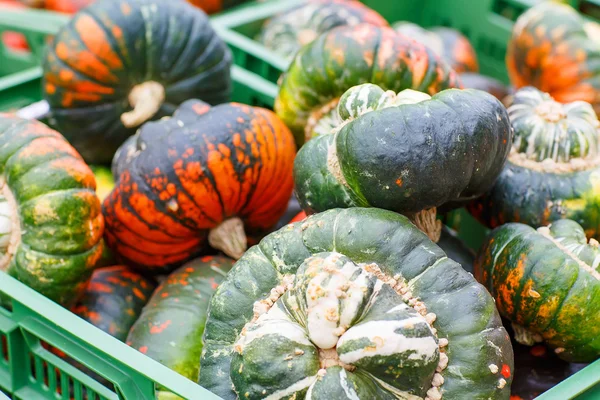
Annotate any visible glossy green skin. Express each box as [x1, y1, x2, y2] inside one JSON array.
[[294, 87, 512, 216], [200, 208, 513, 400], [275, 24, 461, 147], [470, 162, 600, 238], [127, 255, 233, 396], [0, 117, 104, 307], [475, 220, 600, 363], [43, 0, 232, 164]]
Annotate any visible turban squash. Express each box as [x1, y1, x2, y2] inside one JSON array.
[[103, 99, 296, 272], [275, 24, 461, 147], [0, 116, 104, 307], [199, 208, 513, 399], [43, 0, 232, 164]]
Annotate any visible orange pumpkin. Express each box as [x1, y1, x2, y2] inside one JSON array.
[[103, 99, 296, 272], [45, 0, 94, 13]]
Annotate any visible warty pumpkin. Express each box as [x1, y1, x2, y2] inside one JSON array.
[[104, 99, 296, 272], [507, 2, 600, 114], [42, 0, 232, 164], [0, 116, 104, 307], [469, 86, 600, 238], [257, 0, 388, 61], [294, 83, 512, 242], [127, 255, 234, 399], [393, 22, 479, 74], [275, 24, 461, 147], [475, 219, 600, 363], [199, 207, 513, 399]]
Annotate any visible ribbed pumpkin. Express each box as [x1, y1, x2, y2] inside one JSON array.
[[42, 0, 232, 164], [507, 2, 600, 114], [200, 208, 513, 399], [73, 265, 155, 341], [459, 72, 510, 102], [187, 0, 248, 14], [475, 219, 600, 363], [275, 24, 461, 147], [45, 0, 93, 13], [0, 116, 104, 307], [294, 83, 512, 242], [257, 0, 388, 60], [104, 99, 296, 272], [393, 22, 479, 74], [127, 255, 233, 399], [470, 86, 600, 238]]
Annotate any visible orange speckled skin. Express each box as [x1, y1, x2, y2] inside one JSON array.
[[45, 0, 93, 13], [103, 99, 296, 272], [434, 27, 479, 73], [275, 24, 462, 147], [507, 2, 600, 113], [0, 116, 104, 307]]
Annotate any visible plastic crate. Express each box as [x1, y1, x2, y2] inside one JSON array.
[[210, 0, 600, 85]]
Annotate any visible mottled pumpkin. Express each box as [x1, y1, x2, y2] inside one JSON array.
[[470, 86, 600, 238], [45, 0, 93, 13], [275, 24, 461, 147], [459, 72, 510, 102], [104, 99, 296, 272], [475, 219, 600, 363], [43, 0, 232, 164], [200, 208, 513, 399], [257, 0, 388, 60], [507, 2, 600, 114], [187, 0, 248, 14], [73, 265, 155, 341], [0, 116, 104, 307], [393, 22, 479, 74], [294, 84, 512, 241], [127, 255, 233, 399]]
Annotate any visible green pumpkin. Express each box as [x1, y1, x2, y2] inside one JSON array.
[[275, 24, 461, 147], [293, 84, 512, 241], [127, 255, 234, 400], [475, 219, 600, 363], [200, 208, 513, 400], [43, 0, 232, 164], [0, 117, 104, 307], [257, 0, 388, 60], [469, 86, 600, 238]]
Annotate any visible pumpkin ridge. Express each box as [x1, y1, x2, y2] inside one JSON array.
[[83, 10, 132, 71]]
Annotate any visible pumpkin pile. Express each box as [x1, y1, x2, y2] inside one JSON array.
[[3, 0, 600, 399]]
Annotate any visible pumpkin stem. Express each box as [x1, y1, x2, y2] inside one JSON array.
[[511, 323, 543, 346], [410, 208, 442, 243], [121, 81, 165, 129], [209, 217, 247, 260], [318, 348, 355, 371], [0, 181, 21, 271]]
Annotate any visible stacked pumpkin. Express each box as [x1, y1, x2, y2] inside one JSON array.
[[4, 0, 599, 399]]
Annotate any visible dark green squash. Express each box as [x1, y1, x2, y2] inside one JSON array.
[[73, 265, 155, 341], [469, 86, 600, 238], [293, 83, 512, 242], [200, 207, 513, 400], [275, 24, 461, 147], [475, 219, 600, 363], [0, 116, 104, 307], [43, 0, 232, 164], [257, 0, 388, 60], [127, 255, 234, 399]]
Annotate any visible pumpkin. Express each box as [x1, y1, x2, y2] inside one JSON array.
[[45, 0, 93, 13], [506, 2, 600, 114], [103, 99, 296, 272], [187, 0, 248, 14], [73, 265, 155, 341], [293, 83, 512, 241], [0, 116, 104, 307], [290, 210, 307, 223], [42, 0, 232, 164], [459, 72, 510, 102], [127, 255, 233, 399], [199, 208, 513, 399], [475, 219, 600, 363], [257, 0, 388, 61], [469, 86, 600, 238], [275, 24, 461, 147], [393, 22, 479, 73]]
